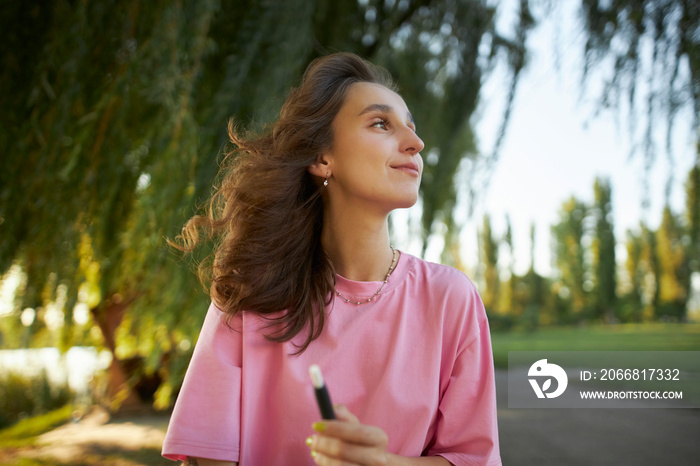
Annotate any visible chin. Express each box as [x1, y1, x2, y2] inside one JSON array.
[[392, 192, 419, 209], [367, 187, 420, 211]]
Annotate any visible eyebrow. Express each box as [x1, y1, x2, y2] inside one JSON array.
[[358, 103, 415, 126]]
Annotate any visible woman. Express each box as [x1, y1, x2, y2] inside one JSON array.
[[162, 52, 501, 465]]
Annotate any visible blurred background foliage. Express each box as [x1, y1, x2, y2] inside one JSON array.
[[0, 0, 698, 411]]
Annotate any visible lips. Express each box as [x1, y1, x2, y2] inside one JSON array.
[[391, 162, 421, 176]]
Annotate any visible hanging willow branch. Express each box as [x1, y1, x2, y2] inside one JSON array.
[[579, 0, 699, 208]]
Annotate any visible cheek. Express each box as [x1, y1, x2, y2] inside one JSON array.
[[332, 132, 373, 163]]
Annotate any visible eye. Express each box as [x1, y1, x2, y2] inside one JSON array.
[[371, 119, 389, 130]]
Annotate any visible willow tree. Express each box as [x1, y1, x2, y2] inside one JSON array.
[[577, 0, 699, 202], [0, 0, 534, 409], [384, 0, 534, 255]]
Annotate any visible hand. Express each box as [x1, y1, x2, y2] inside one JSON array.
[[307, 404, 389, 466]]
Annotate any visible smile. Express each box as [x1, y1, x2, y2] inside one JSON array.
[[391, 163, 420, 177]]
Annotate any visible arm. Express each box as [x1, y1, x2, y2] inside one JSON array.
[[162, 305, 243, 464], [184, 458, 238, 466]]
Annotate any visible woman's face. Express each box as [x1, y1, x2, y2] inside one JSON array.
[[323, 82, 425, 213]]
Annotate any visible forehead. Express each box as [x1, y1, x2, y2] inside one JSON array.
[[339, 82, 410, 118]]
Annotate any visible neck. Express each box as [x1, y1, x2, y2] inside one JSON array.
[[321, 207, 394, 282]]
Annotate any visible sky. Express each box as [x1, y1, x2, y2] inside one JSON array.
[[405, 0, 697, 278]]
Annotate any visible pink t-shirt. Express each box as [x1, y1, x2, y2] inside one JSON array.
[[162, 252, 501, 465]]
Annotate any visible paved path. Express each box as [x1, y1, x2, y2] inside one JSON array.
[[495, 370, 700, 465], [11, 407, 170, 465]]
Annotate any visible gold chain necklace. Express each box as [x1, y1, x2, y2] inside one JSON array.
[[334, 246, 398, 305]]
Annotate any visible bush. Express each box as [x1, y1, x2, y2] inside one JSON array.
[[0, 370, 73, 430], [487, 312, 516, 332], [0, 404, 74, 449]]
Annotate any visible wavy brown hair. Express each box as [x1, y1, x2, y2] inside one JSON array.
[[172, 53, 396, 353]]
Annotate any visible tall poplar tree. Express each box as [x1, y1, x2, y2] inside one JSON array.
[[500, 214, 516, 315], [551, 196, 589, 319], [522, 223, 546, 327], [686, 163, 700, 276], [640, 222, 661, 320], [592, 177, 617, 320], [624, 229, 644, 322], [479, 214, 500, 313], [656, 206, 689, 319]]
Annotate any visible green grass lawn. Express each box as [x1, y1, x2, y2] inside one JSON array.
[[491, 323, 700, 369]]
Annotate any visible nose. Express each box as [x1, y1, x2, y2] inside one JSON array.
[[401, 127, 424, 155]]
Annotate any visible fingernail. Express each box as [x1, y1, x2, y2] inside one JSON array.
[[312, 421, 326, 432], [311, 450, 317, 458], [306, 436, 313, 447]]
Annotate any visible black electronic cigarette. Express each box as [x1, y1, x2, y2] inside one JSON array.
[[309, 364, 336, 420]]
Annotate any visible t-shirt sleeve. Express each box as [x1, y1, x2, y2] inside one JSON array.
[[428, 281, 502, 466], [162, 303, 242, 462]]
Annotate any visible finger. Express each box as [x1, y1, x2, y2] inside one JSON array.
[[333, 404, 359, 423], [311, 449, 360, 466], [311, 436, 387, 466], [312, 421, 388, 449]]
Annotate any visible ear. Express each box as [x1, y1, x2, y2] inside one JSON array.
[[307, 152, 332, 179]]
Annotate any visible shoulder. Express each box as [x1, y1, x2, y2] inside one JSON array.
[[406, 254, 487, 333], [400, 254, 489, 353], [402, 252, 479, 299]]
